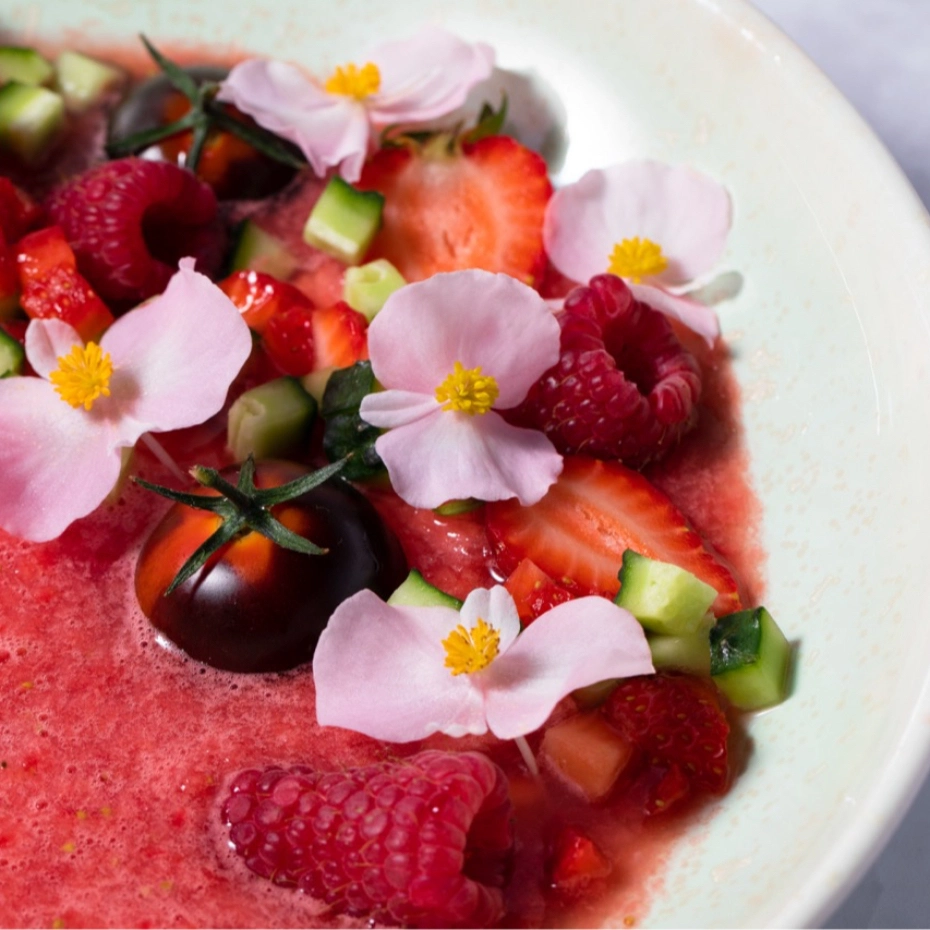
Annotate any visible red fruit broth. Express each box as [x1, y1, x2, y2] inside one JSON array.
[[0, 38, 764, 929]]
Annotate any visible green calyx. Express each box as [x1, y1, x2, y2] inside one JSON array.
[[134, 455, 347, 596], [106, 35, 306, 173]]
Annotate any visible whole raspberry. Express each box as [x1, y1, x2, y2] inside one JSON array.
[[508, 274, 701, 467], [602, 672, 730, 815], [221, 750, 513, 928], [45, 157, 225, 309]]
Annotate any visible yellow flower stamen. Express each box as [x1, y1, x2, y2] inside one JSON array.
[[607, 236, 669, 284], [435, 361, 499, 415], [48, 342, 113, 411], [324, 62, 381, 99], [442, 617, 500, 676]]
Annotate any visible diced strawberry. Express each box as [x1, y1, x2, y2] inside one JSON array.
[[15, 226, 114, 341], [485, 455, 742, 616], [263, 303, 316, 377], [504, 557, 577, 625], [0, 228, 20, 317], [357, 135, 551, 286], [548, 826, 612, 897], [310, 301, 368, 370], [219, 269, 314, 335], [0, 178, 44, 242]]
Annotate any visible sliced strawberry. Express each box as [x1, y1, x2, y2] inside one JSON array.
[[219, 269, 314, 335], [15, 227, 114, 341], [357, 135, 551, 286], [310, 301, 368, 370], [548, 826, 612, 897], [0, 178, 43, 242], [485, 455, 742, 616], [503, 557, 577, 625]]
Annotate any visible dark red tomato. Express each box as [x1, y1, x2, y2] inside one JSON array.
[[135, 461, 408, 673]]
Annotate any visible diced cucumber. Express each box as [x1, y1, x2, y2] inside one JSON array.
[[387, 569, 462, 609], [0, 47, 54, 86], [229, 220, 299, 280], [615, 549, 717, 636], [226, 377, 317, 461], [301, 366, 335, 405], [0, 328, 24, 377], [0, 82, 65, 163], [649, 630, 712, 676], [710, 607, 791, 710], [343, 259, 406, 321], [54, 50, 124, 111], [303, 177, 384, 265]]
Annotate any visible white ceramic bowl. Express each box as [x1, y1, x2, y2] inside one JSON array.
[[6, 0, 930, 926]]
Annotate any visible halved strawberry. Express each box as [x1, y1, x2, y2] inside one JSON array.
[[263, 303, 316, 377], [310, 301, 368, 370], [356, 135, 551, 286], [15, 226, 114, 341], [503, 557, 577, 625], [485, 455, 742, 616], [219, 269, 314, 335]]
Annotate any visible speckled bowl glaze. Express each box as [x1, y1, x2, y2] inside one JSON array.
[[5, 0, 930, 926]]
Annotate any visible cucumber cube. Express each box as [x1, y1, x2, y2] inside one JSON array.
[[343, 259, 406, 321], [0, 82, 65, 163], [229, 220, 299, 280], [387, 569, 462, 609], [648, 628, 712, 676], [710, 607, 791, 710], [303, 177, 384, 265], [615, 549, 718, 635], [226, 377, 316, 461], [55, 50, 124, 111], [0, 47, 54, 86], [0, 327, 25, 378]]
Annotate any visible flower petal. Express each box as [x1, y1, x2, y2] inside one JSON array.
[[313, 590, 487, 741], [460, 586, 521, 654], [629, 283, 720, 346], [217, 59, 370, 180], [0, 377, 120, 542], [25, 319, 84, 380], [359, 389, 439, 430], [545, 160, 731, 287], [480, 596, 654, 739], [366, 271, 561, 406], [100, 259, 252, 443], [374, 408, 562, 508], [367, 27, 494, 126]]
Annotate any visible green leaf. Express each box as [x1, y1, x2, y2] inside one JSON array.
[[462, 94, 508, 145], [252, 457, 348, 507], [139, 34, 200, 100], [132, 476, 229, 514], [165, 514, 246, 595], [208, 104, 306, 169], [105, 110, 198, 158], [250, 510, 328, 556]]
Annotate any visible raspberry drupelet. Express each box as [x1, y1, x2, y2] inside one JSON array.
[[508, 274, 702, 468], [221, 750, 514, 928]]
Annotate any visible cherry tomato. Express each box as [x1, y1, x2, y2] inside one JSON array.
[[135, 461, 408, 673]]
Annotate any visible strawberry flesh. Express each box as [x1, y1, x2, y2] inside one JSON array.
[[485, 455, 742, 616], [357, 135, 551, 286]]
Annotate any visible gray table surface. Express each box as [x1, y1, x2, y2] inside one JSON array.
[[750, 2, 930, 927]]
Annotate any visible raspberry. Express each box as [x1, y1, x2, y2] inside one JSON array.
[[508, 274, 701, 467], [45, 157, 225, 309], [221, 750, 513, 928], [602, 672, 730, 815]]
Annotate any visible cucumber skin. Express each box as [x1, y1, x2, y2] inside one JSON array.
[[615, 549, 718, 636], [710, 607, 791, 710], [0, 328, 25, 377], [387, 570, 462, 610]]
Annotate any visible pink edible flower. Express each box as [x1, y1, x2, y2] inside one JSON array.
[[314, 585, 654, 742], [359, 270, 563, 509], [544, 160, 732, 344], [0, 259, 252, 542], [217, 27, 494, 183]]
